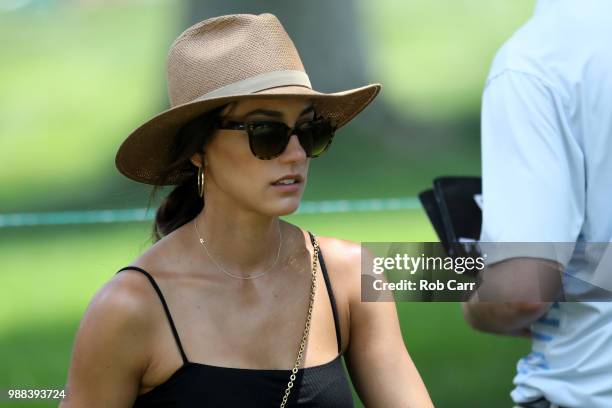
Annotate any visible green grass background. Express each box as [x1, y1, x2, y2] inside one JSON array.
[[0, 1, 535, 407]]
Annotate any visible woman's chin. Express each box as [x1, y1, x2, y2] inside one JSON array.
[[267, 197, 301, 216]]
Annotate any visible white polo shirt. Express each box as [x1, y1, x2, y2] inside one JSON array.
[[480, 0, 612, 406]]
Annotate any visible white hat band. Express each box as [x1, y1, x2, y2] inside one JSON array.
[[194, 70, 312, 101]]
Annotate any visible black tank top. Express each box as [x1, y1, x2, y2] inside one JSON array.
[[115, 232, 354, 407]]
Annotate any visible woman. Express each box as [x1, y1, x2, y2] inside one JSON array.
[[62, 13, 433, 407]]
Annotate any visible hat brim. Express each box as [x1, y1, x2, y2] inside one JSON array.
[[115, 83, 381, 185]]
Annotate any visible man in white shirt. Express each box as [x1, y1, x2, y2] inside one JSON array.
[[462, 1, 612, 407]]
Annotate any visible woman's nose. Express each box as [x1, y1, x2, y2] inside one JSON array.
[[279, 134, 307, 162]]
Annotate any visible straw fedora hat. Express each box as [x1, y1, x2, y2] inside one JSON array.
[[115, 13, 381, 185]]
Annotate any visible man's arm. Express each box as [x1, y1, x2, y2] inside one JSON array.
[[461, 257, 562, 335], [462, 301, 546, 336], [464, 69, 584, 335]]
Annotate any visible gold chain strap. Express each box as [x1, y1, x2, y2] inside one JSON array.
[[279, 236, 319, 408]]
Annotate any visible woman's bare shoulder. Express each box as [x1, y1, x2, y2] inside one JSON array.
[[312, 235, 363, 299], [316, 235, 362, 270], [79, 232, 186, 358], [87, 267, 160, 341], [61, 267, 162, 406]]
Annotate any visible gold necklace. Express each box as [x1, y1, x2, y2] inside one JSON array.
[[193, 218, 282, 280]]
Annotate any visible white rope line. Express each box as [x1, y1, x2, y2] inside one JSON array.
[[0, 197, 421, 228]]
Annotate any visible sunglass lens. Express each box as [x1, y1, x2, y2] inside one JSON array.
[[298, 119, 335, 158], [248, 122, 290, 159]]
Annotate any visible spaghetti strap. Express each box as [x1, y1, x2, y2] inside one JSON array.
[[115, 266, 189, 365], [307, 232, 343, 354]]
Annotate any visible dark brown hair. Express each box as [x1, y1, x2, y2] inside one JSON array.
[[147, 104, 228, 243]]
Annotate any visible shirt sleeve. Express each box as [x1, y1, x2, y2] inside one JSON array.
[[479, 70, 585, 265]]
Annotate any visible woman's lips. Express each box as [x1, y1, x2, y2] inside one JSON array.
[[271, 178, 302, 193]]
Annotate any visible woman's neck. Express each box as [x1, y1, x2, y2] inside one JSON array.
[[193, 201, 283, 277]]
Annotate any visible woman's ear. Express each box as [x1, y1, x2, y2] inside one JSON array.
[[190, 152, 203, 167]]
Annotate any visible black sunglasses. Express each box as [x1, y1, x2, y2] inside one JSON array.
[[215, 116, 336, 160]]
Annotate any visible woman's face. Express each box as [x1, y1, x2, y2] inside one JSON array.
[[192, 97, 315, 216]]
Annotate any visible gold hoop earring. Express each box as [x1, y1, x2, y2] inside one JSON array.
[[197, 166, 205, 197]]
